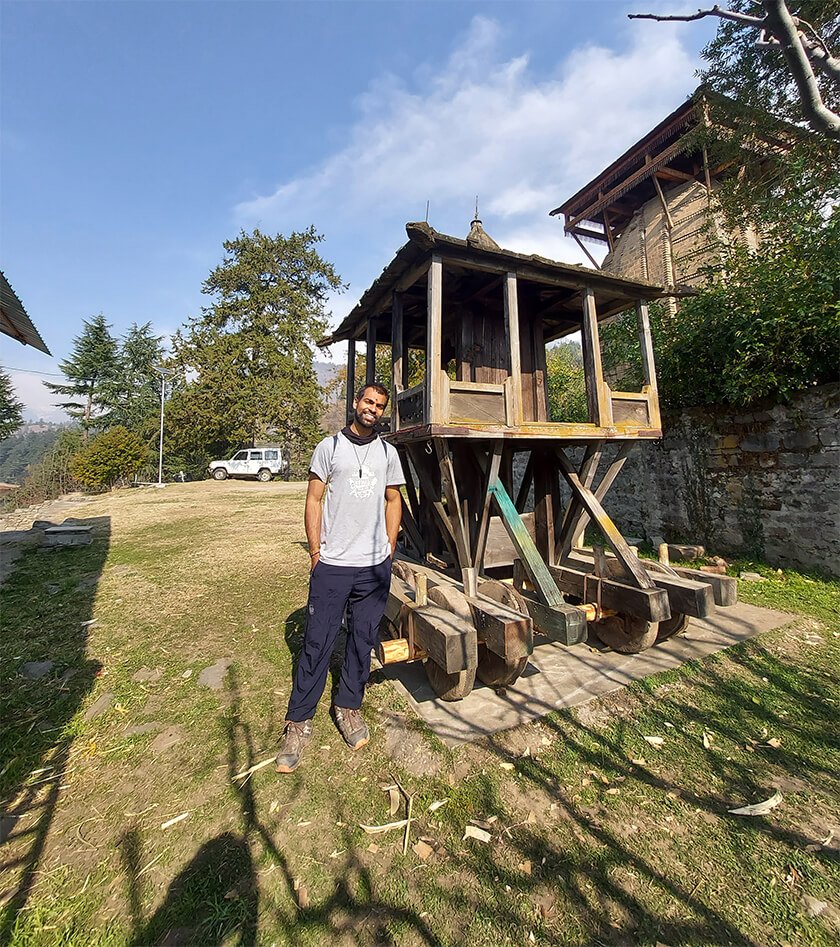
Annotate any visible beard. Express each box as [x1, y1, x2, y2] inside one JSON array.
[[354, 407, 377, 431]]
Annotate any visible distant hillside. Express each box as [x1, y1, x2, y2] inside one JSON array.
[[314, 360, 340, 390], [0, 426, 69, 484]]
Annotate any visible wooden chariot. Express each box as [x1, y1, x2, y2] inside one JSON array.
[[323, 221, 737, 700]]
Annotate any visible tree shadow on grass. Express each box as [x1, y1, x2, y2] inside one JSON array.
[[0, 516, 110, 942], [120, 666, 441, 945]]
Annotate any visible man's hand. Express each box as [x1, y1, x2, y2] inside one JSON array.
[[309, 551, 320, 572]]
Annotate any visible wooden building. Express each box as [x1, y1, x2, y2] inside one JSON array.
[[321, 220, 737, 698], [549, 91, 777, 309]]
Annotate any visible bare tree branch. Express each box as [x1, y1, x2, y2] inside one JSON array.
[[629, 1, 840, 139], [762, 0, 840, 136]]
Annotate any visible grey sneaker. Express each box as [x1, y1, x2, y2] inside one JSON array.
[[332, 706, 369, 750], [275, 719, 313, 773]]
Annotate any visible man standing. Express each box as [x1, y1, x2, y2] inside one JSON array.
[[276, 383, 404, 774]]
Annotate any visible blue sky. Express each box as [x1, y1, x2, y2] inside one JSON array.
[[2, 0, 715, 421]]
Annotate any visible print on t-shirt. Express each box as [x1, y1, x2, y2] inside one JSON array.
[[348, 463, 377, 499]]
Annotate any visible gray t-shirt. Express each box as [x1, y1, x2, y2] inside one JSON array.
[[310, 432, 406, 567]]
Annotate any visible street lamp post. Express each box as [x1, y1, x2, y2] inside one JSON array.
[[152, 365, 174, 486]]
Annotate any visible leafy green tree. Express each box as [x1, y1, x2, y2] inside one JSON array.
[[109, 323, 166, 431], [44, 314, 121, 434], [69, 426, 147, 490], [168, 227, 344, 469], [0, 369, 24, 440], [601, 207, 840, 409], [545, 341, 587, 423], [0, 427, 63, 483]]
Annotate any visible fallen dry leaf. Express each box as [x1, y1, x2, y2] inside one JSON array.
[[463, 825, 492, 843], [428, 799, 449, 813], [728, 789, 783, 816], [500, 762, 515, 771], [388, 787, 400, 817], [766, 737, 782, 749], [360, 819, 409, 835], [643, 735, 665, 748], [702, 731, 713, 749], [519, 859, 532, 875], [413, 840, 434, 860], [160, 812, 189, 830], [606, 788, 621, 796], [367, 843, 380, 854]]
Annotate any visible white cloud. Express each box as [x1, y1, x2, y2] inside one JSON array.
[[236, 13, 700, 263]]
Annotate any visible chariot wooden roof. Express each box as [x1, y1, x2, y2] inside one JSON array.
[[321, 221, 665, 347]]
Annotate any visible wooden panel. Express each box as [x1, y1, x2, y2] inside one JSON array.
[[398, 385, 425, 426], [483, 512, 536, 568], [449, 388, 506, 424], [611, 396, 650, 426]]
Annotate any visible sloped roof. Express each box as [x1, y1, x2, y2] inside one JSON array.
[[0, 272, 51, 355], [322, 221, 664, 346]]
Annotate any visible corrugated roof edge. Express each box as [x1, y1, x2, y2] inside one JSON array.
[[0, 271, 52, 356]]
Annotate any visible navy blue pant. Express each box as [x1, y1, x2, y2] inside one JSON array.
[[287, 557, 391, 722]]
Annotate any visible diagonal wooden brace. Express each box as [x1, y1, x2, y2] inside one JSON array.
[[489, 479, 565, 607], [555, 446, 653, 590]]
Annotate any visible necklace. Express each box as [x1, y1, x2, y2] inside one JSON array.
[[351, 441, 373, 478]]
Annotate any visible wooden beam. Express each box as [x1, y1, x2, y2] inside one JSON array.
[[655, 166, 695, 182], [516, 589, 588, 646], [473, 441, 502, 571], [567, 552, 716, 620], [547, 563, 670, 623], [489, 478, 564, 608], [345, 338, 356, 425], [426, 255, 443, 424], [571, 232, 603, 269], [555, 446, 652, 589], [391, 293, 404, 432], [503, 272, 523, 426], [365, 316, 377, 386], [556, 441, 603, 559], [560, 442, 632, 557], [580, 287, 612, 427]]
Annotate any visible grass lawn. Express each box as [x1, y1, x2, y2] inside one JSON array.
[[1, 480, 838, 946]]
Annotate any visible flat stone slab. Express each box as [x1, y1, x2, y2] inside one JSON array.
[[384, 602, 792, 747], [198, 658, 234, 690]]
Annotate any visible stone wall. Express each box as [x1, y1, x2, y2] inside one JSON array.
[[598, 383, 840, 576]]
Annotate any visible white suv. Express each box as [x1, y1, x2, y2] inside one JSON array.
[[208, 447, 289, 482]]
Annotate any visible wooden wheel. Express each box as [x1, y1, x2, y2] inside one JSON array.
[[475, 580, 530, 688], [592, 613, 659, 654], [424, 659, 476, 701], [655, 612, 690, 643]]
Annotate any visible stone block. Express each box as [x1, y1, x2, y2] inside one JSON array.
[[782, 431, 820, 451], [44, 525, 93, 547], [720, 435, 740, 449], [741, 434, 780, 452], [667, 543, 705, 560]]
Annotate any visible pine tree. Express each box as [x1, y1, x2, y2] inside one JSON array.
[[0, 369, 24, 440], [44, 314, 121, 433], [109, 322, 165, 431], [167, 227, 344, 469]]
